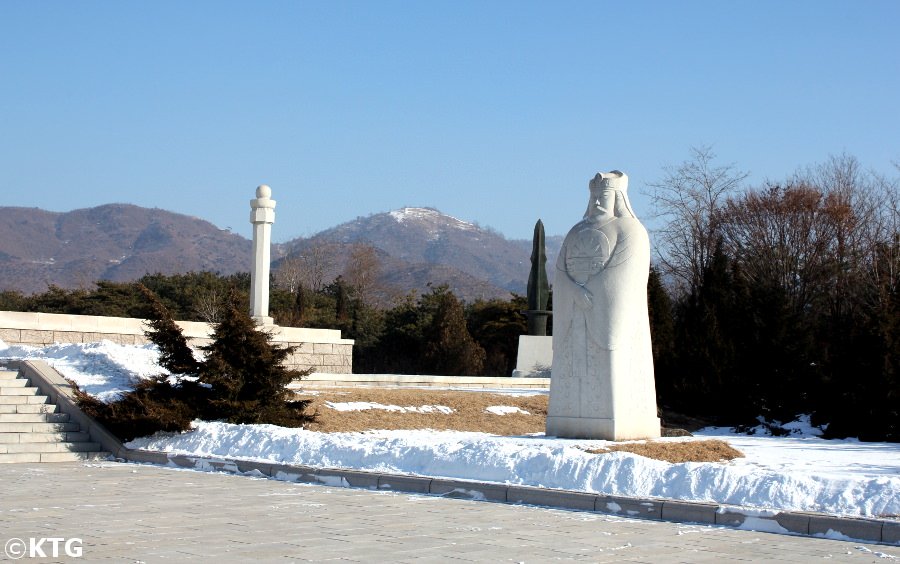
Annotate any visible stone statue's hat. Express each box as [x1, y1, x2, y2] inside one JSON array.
[[590, 170, 628, 192]]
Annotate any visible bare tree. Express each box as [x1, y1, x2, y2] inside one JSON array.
[[273, 256, 305, 294], [274, 241, 338, 295], [300, 241, 338, 293], [646, 146, 748, 295], [193, 287, 224, 324], [718, 183, 848, 313], [791, 153, 897, 309], [343, 244, 381, 306]]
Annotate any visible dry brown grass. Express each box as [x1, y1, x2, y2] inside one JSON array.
[[298, 388, 547, 435], [582, 440, 744, 463], [293, 387, 743, 464]]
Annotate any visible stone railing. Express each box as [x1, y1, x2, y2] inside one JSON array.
[[0, 310, 353, 374]]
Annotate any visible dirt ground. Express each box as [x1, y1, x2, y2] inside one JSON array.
[[293, 387, 743, 463]]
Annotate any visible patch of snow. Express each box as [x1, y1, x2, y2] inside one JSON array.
[[325, 401, 454, 414], [441, 488, 487, 501], [485, 406, 530, 415], [0, 339, 169, 402], [316, 475, 350, 488], [737, 516, 790, 534], [854, 546, 898, 559], [388, 207, 478, 232], [704, 414, 827, 438]]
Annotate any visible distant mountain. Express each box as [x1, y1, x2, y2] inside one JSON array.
[[281, 207, 560, 303], [0, 204, 561, 303], [0, 204, 256, 294]]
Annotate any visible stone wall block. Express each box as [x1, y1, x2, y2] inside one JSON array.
[[0, 329, 21, 343], [294, 354, 324, 368], [20, 330, 54, 344], [313, 343, 334, 354], [80, 332, 106, 343], [50, 331, 82, 344]]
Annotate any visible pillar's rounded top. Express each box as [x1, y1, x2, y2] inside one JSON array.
[[256, 184, 272, 199]]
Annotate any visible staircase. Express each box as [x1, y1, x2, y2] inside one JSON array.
[[0, 367, 108, 463]]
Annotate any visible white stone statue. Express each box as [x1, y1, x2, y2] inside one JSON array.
[[546, 171, 660, 440]]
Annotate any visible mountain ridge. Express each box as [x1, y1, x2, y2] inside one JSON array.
[[0, 204, 561, 302]]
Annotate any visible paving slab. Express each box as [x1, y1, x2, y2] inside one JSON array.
[[0, 462, 895, 562]]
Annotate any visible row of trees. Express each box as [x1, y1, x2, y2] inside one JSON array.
[[648, 149, 899, 441], [0, 273, 528, 379]]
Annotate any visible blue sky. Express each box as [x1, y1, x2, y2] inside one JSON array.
[[1, 1, 897, 242]]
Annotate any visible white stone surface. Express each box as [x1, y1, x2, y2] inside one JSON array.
[[249, 184, 276, 325], [512, 335, 552, 377], [546, 171, 660, 440], [0, 311, 347, 344]]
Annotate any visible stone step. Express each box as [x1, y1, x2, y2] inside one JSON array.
[[0, 378, 29, 388], [0, 413, 70, 423], [0, 403, 57, 414], [0, 395, 50, 405], [0, 431, 91, 444], [0, 451, 109, 464], [0, 441, 102, 454], [0, 422, 80, 433], [0, 371, 20, 380], [0, 387, 41, 396]]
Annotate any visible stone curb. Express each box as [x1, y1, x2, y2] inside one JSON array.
[[9, 360, 898, 546]]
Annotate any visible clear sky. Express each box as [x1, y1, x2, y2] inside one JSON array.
[[1, 1, 897, 242]]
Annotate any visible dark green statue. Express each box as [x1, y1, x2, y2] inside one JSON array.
[[525, 219, 551, 336]]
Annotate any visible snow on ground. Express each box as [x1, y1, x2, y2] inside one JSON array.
[[3, 340, 899, 520], [0, 339, 169, 402], [485, 405, 530, 415], [326, 401, 454, 414]]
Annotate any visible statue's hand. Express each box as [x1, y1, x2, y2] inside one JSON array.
[[575, 287, 593, 310]]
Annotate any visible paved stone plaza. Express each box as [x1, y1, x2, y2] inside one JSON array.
[[0, 462, 895, 562]]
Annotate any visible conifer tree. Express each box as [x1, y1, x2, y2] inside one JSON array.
[[199, 289, 311, 424], [137, 284, 200, 375], [422, 287, 486, 376]]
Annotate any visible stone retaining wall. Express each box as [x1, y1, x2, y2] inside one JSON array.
[[0, 310, 354, 374]]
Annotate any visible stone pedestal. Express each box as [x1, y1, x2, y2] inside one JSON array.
[[250, 185, 275, 325], [512, 335, 552, 378]]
